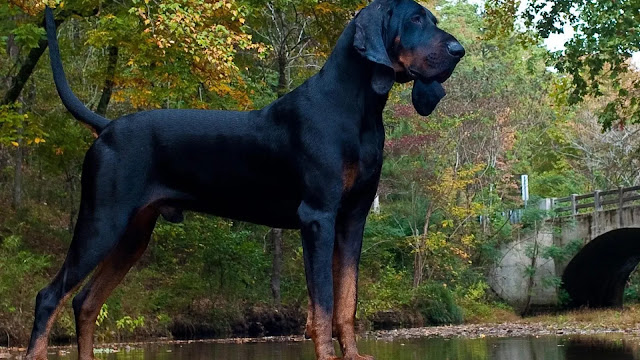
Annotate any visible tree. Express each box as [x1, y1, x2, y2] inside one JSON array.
[[487, 0, 640, 129]]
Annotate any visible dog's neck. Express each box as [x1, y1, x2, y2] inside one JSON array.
[[315, 20, 390, 110]]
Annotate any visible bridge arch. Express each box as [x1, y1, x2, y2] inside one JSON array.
[[563, 228, 640, 308]]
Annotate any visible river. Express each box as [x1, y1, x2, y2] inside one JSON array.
[[36, 335, 640, 359]]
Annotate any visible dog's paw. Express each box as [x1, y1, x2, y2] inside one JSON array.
[[344, 354, 375, 360], [25, 351, 48, 360]]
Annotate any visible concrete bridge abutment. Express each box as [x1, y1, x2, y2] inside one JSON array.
[[488, 197, 640, 311]]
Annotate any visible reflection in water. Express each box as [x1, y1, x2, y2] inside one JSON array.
[[43, 335, 640, 360]]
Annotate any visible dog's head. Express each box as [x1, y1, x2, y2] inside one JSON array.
[[353, 0, 464, 116]]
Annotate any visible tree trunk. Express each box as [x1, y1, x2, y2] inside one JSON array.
[[522, 221, 539, 315], [3, 38, 47, 105], [95, 45, 118, 116], [270, 228, 283, 305], [12, 132, 23, 209], [7, 33, 23, 209], [65, 169, 77, 233], [2, 14, 69, 106], [413, 203, 434, 289], [413, 249, 424, 289], [276, 52, 288, 98], [270, 52, 289, 305]]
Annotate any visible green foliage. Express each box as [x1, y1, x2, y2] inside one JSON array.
[[488, 0, 640, 129], [519, 197, 550, 232], [116, 315, 145, 334], [10, 22, 44, 50], [0, 104, 46, 147], [624, 265, 640, 304], [360, 266, 413, 319], [0, 232, 53, 343], [414, 283, 464, 325], [557, 288, 572, 307], [152, 215, 271, 302], [456, 280, 492, 320], [96, 304, 109, 327], [541, 239, 583, 264], [0, 235, 51, 314]]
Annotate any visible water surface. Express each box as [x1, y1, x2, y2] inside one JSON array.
[[44, 335, 640, 360]]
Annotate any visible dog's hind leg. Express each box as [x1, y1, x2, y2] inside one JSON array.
[[72, 206, 157, 360], [25, 205, 132, 360]]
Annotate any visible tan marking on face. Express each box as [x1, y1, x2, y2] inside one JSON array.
[[392, 36, 407, 73], [398, 51, 419, 69], [343, 162, 359, 192], [397, 47, 433, 76]]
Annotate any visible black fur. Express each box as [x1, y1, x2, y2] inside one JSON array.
[[44, 7, 110, 132], [28, 2, 463, 359]]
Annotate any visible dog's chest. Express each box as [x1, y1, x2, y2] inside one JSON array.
[[347, 134, 383, 191]]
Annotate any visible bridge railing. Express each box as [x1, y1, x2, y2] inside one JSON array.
[[553, 185, 640, 216]]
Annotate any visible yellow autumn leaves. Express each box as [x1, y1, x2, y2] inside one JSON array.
[[8, 0, 64, 15], [420, 163, 487, 264], [134, 0, 266, 106], [10, 137, 45, 147]]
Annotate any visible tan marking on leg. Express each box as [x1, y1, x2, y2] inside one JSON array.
[[342, 162, 359, 192], [75, 208, 155, 360], [333, 255, 359, 358], [332, 240, 374, 360], [305, 298, 314, 338], [27, 284, 80, 360], [310, 305, 338, 360]]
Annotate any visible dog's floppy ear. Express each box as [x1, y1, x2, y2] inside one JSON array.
[[412, 80, 446, 116], [353, 1, 395, 94]]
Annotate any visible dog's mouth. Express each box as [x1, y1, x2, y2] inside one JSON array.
[[407, 65, 454, 84]]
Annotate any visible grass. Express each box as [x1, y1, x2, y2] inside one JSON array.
[[460, 302, 640, 330], [521, 305, 640, 329]]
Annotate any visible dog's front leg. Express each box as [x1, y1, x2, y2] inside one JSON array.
[[333, 215, 373, 360], [299, 201, 339, 360]]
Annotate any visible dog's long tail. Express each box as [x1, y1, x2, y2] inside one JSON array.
[[45, 6, 110, 133]]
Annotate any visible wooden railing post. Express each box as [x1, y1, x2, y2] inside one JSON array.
[[571, 194, 578, 216], [594, 190, 601, 235], [619, 187, 625, 226]]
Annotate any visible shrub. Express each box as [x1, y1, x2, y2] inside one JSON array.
[[413, 282, 463, 325]]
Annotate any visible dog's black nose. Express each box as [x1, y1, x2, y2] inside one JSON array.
[[447, 42, 465, 58]]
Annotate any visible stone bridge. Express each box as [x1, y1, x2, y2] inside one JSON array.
[[488, 186, 640, 311]]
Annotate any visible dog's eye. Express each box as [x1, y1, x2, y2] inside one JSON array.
[[411, 15, 422, 24]]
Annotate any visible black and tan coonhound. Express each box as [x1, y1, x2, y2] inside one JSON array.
[[27, 1, 463, 359]]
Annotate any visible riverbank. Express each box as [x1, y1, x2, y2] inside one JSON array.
[[4, 307, 640, 356], [368, 306, 640, 341], [370, 321, 638, 341], [0, 323, 637, 357]]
